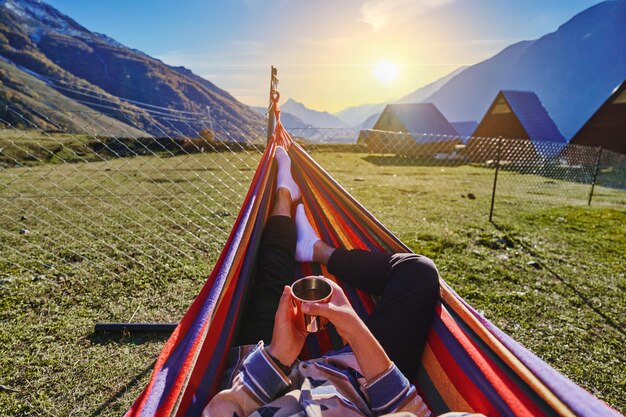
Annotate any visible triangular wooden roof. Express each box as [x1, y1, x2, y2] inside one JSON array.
[[474, 90, 566, 143], [374, 103, 458, 137], [570, 80, 626, 154]]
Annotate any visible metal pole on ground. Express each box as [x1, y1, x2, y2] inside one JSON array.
[[588, 146, 603, 206], [489, 136, 502, 222], [95, 323, 177, 334]]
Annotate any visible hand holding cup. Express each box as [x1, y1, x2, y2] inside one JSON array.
[[298, 278, 366, 343], [291, 276, 333, 332]]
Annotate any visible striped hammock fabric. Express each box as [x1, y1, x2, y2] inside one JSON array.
[[126, 110, 620, 417]]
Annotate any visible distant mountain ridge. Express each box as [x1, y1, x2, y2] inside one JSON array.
[[422, 0, 626, 139], [250, 106, 310, 128], [3, 0, 623, 140], [396, 66, 467, 105], [0, 0, 263, 137], [334, 103, 386, 127], [282, 99, 349, 129], [332, 67, 467, 129]]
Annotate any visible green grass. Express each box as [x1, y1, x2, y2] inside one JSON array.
[[0, 129, 101, 167], [0, 150, 624, 415]]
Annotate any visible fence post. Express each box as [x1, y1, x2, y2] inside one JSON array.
[[588, 146, 603, 206], [489, 136, 502, 222], [266, 66, 278, 144]]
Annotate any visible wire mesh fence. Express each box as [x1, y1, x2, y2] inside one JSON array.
[[2, 96, 625, 416], [1, 103, 625, 286], [356, 130, 625, 214], [0, 102, 266, 288]]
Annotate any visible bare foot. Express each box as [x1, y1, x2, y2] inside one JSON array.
[[313, 240, 336, 265]]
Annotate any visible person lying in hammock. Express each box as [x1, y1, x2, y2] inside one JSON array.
[[203, 147, 475, 417]]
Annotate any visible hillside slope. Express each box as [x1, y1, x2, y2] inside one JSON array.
[[0, 0, 263, 138], [0, 56, 144, 136]]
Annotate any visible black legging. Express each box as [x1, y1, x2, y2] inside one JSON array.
[[237, 215, 440, 380]]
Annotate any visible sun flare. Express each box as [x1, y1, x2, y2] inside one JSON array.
[[372, 60, 400, 84]]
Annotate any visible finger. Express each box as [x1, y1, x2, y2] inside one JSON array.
[[323, 279, 346, 298], [320, 278, 340, 292], [274, 286, 292, 320], [301, 302, 333, 318]]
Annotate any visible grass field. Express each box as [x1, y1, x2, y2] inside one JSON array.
[[0, 150, 624, 416]]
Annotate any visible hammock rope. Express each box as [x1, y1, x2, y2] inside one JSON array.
[[126, 105, 620, 417]]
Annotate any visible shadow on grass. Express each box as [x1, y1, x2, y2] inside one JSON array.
[[88, 331, 171, 416], [491, 221, 626, 338], [88, 358, 156, 417], [363, 154, 467, 167]]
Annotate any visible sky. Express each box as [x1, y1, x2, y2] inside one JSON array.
[[46, 0, 604, 113]]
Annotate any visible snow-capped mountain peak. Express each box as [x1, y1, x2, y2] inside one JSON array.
[[1, 0, 123, 47]]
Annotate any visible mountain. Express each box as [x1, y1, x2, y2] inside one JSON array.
[[0, 56, 144, 135], [396, 66, 467, 104], [359, 109, 384, 130], [250, 106, 311, 128], [334, 103, 386, 128], [281, 99, 349, 128], [336, 1, 626, 138], [422, 0, 626, 139], [0, 0, 264, 138], [334, 66, 467, 128]]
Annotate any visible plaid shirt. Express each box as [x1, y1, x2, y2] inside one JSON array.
[[203, 341, 432, 417]]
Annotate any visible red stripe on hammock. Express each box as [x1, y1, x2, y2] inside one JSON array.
[[127, 145, 275, 416], [439, 306, 544, 417], [296, 153, 381, 252], [429, 307, 498, 415], [176, 260, 245, 415]]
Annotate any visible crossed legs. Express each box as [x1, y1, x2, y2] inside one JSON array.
[[236, 146, 440, 380], [327, 249, 439, 379]]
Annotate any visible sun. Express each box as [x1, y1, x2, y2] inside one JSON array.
[[372, 60, 399, 84]]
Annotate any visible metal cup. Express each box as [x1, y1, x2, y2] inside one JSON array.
[[291, 276, 333, 332]]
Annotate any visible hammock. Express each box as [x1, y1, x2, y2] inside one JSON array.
[[126, 108, 620, 417]]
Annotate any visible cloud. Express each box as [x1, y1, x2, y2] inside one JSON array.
[[359, 0, 456, 31]]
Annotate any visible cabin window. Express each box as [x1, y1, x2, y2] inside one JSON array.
[[492, 97, 512, 114]]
